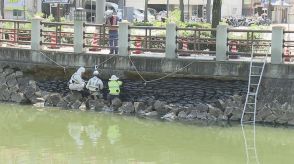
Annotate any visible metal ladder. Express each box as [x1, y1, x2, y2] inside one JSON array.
[[241, 46, 268, 164]]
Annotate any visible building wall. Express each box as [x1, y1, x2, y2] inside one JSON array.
[[222, 0, 243, 17], [4, 0, 41, 20]]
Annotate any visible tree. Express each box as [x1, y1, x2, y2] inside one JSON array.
[[268, 0, 272, 20], [144, 0, 148, 22], [179, 0, 184, 22], [0, 0, 4, 19], [212, 0, 222, 29], [206, 0, 211, 23]]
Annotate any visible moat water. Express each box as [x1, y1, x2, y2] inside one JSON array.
[[0, 104, 293, 164]]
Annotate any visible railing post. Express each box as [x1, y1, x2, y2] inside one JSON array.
[[74, 19, 84, 53], [118, 20, 130, 56], [216, 25, 228, 61], [31, 17, 42, 51], [165, 22, 177, 59], [271, 26, 284, 64]]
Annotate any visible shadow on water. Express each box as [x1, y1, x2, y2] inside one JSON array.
[[0, 103, 294, 164]]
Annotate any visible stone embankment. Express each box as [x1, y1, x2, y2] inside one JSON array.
[[1, 66, 294, 126]]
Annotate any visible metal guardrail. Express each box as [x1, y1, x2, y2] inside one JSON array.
[[176, 27, 216, 56], [40, 22, 74, 48], [83, 23, 118, 52], [0, 19, 31, 47], [227, 29, 272, 57], [283, 31, 294, 60], [128, 26, 166, 54]]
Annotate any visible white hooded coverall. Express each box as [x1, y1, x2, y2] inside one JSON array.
[[69, 67, 86, 91]]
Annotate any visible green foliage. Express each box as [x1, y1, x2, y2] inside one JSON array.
[[133, 21, 153, 26]]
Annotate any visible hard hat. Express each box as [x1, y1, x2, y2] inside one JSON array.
[[109, 75, 119, 81], [93, 70, 99, 75]]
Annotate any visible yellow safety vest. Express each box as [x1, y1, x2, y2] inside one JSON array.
[[108, 80, 122, 95]]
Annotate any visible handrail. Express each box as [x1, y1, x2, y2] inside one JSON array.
[[0, 19, 30, 23]]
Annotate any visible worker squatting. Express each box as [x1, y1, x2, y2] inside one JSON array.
[[68, 67, 122, 105]]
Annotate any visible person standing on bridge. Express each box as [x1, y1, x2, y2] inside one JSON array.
[[106, 11, 119, 54], [86, 70, 104, 100]]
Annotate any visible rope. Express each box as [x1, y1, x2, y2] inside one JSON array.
[[96, 55, 116, 68], [39, 51, 67, 74], [128, 55, 195, 85]]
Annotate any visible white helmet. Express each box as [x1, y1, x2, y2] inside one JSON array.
[[93, 70, 99, 76]]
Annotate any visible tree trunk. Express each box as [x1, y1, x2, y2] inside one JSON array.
[[206, 0, 211, 23], [0, 0, 4, 19], [179, 0, 184, 22], [268, 0, 272, 20], [144, 0, 148, 22], [212, 0, 222, 29]]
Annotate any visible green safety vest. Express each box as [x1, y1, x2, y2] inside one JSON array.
[[108, 80, 122, 95]]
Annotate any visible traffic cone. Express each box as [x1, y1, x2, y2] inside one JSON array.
[[284, 47, 290, 62], [179, 39, 190, 56], [49, 32, 59, 49], [229, 41, 240, 59], [89, 33, 101, 51], [133, 37, 142, 54]]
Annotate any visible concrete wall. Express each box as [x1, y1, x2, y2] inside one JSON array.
[[1, 47, 294, 80]]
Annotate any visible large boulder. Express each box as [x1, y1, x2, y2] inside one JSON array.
[[3, 68, 14, 76], [154, 100, 168, 115], [56, 100, 68, 109], [134, 102, 146, 113], [187, 110, 198, 119], [111, 98, 122, 110], [118, 102, 135, 114], [161, 112, 177, 121], [11, 92, 27, 103], [194, 103, 209, 112], [178, 111, 187, 119], [87, 99, 105, 111], [64, 92, 83, 103], [0, 85, 11, 101], [208, 105, 223, 119], [145, 111, 158, 117], [71, 100, 82, 109], [45, 93, 63, 107]]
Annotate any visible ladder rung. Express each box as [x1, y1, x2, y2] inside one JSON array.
[[248, 92, 256, 95], [246, 103, 255, 105], [247, 147, 256, 150], [245, 112, 255, 114], [252, 66, 263, 68], [250, 74, 261, 77], [242, 121, 255, 124], [250, 83, 259, 86]]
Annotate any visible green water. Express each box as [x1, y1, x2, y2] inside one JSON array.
[[0, 104, 294, 164]]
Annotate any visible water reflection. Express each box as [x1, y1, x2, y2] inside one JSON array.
[[85, 124, 102, 146], [0, 104, 293, 164], [68, 123, 84, 149], [107, 125, 121, 145]]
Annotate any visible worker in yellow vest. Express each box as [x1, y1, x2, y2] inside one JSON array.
[[107, 75, 122, 105]]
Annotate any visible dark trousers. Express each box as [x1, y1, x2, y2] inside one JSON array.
[[109, 30, 118, 54], [107, 94, 119, 105]]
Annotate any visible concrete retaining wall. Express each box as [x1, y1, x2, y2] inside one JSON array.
[[1, 47, 294, 80]]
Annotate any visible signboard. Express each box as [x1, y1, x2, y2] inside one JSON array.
[[4, 0, 25, 11], [42, 0, 70, 4]]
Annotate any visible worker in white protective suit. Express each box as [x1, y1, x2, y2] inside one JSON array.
[[69, 67, 86, 92], [86, 70, 104, 99]]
